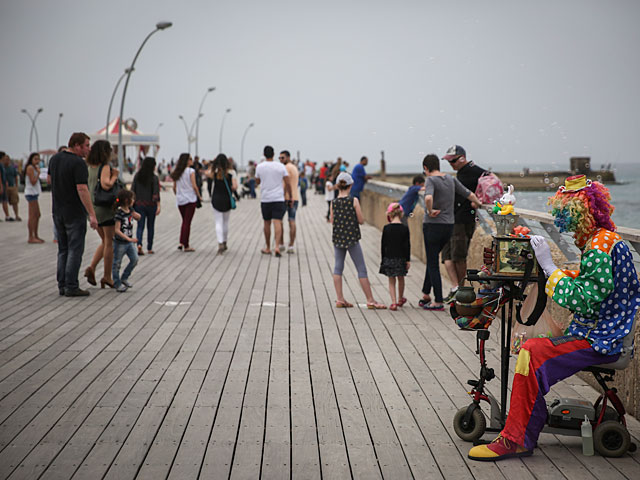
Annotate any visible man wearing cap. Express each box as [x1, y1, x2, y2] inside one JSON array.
[[441, 145, 486, 303]]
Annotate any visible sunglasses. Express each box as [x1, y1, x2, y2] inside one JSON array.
[[279, 156, 285, 160], [448, 157, 461, 163]]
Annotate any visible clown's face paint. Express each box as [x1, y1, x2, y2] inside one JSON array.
[[552, 207, 577, 233]]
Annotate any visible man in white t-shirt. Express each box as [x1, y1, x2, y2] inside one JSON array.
[[255, 145, 292, 257], [279, 150, 299, 253]]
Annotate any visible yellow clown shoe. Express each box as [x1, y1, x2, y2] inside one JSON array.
[[468, 434, 533, 462]]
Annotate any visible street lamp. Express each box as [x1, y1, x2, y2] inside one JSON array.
[[117, 21, 172, 177], [106, 68, 133, 140], [56, 112, 63, 149], [155, 122, 164, 134], [20, 107, 43, 152], [218, 108, 231, 153], [240, 122, 255, 170], [178, 114, 202, 154], [195, 86, 216, 157]]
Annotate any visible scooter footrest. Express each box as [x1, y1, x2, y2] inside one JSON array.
[[467, 380, 479, 387]]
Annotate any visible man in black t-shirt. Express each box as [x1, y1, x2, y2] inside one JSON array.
[[48, 132, 97, 297], [441, 145, 485, 302]]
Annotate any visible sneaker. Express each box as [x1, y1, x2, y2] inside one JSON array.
[[468, 435, 532, 462], [122, 280, 132, 288], [287, 246, 295, 254], [65, 288, 90, 297], [443, 288, 458, 304], [116, 284, 128, 293]]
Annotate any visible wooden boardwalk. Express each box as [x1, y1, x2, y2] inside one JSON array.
[[1, 190, 639, 480]]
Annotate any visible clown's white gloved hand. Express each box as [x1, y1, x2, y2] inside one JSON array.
[[530, 235, 557, 276]]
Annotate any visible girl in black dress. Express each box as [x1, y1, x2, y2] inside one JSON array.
[[379, 202, 411, 311]]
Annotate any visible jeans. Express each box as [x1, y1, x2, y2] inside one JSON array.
[[113, 240, 138, 287], [212, 207, 230, 243], [53, 214, 87, 292], [248, 179, 256, 198], [134, 204, 157, 250], [178, 202, 197, 247], [422, 223, 454, 302]]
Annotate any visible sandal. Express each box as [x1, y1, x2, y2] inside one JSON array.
[[398, 297, 407, 307], [423, 303, 444, 311], [418, 296, 431, 308], [177, 244, 184, 251], [275, 250, 282, 258], [184, 247, 195, 252], [335, 300, 354, 308], [390, 303, 398, 311], [366, 302, 387, 310], [261, 248, 271, 255]]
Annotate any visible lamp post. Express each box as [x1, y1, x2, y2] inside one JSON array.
[[155, 122, 164, 134], [20, 107, 43, 152], [106, 68, 132, 140], [178, 114, 202, 154], [178, 115, 191, 153], [117, 21, 172, 177], [195, 86, 215, 158], [56, 112, 63, 149], [240, 122, 254, 170], [218, 108, 231, 153]]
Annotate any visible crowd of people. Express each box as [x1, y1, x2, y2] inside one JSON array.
[[3, 135, 491, 309]]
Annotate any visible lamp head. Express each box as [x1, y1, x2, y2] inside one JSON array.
[[250, 123, 254, 127], [59, 112, 63, 117], [125, 67, 134, 74], [226, 108, 231, 113], [178, 115, 184, 119], [37, 108, 43, 113], [156, 21, 172, 30], [208, 86, 216, 92], [21, 109, 27, 113], [198, 113, 204, 118]]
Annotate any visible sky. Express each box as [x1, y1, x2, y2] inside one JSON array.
[[2, 0, 639, 173]]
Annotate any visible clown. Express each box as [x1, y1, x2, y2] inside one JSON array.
[[469, 174, 640, 461]]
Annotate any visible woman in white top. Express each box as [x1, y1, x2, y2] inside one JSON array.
[[23, 152, 44, 243], [170, 153, 203, 252]]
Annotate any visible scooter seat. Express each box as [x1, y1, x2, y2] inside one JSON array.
[[585, 353, 631, 372]]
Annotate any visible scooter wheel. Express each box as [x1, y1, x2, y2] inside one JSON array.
[[594, 421, 631, 457], [453, 406, 486, 442]]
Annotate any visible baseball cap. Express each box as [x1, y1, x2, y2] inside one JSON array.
[[336, 172, 353, 185], [443, 145, 466, 161]]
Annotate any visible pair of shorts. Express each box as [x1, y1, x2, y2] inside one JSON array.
[[98, 219, 116, 227], [261, 201, 286, 221], [286, 200, 299, 220], [441, 222, 476, 262], [6, 186, 19, 205], [25, 194, 39, 202]]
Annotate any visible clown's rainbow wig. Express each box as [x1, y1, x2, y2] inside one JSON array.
[[548, 181, 615, 243]]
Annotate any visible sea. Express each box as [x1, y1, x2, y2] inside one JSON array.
[[386, 162, 639, 230]]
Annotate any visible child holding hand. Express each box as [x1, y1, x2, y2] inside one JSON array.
[[113, 189, 140, 292], [379, 203, 411, 310]]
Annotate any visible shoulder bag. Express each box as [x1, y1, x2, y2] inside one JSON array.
[[223, 174, 237, 210], [94, 165, 119, 207]]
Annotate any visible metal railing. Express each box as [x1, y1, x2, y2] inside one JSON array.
[[365, 180, 640, 265]]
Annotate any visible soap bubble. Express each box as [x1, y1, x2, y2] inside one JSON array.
[[544, 177, 550, 184], [519, 172, 525, 177], [553, 177, 559, 183], [596, 175, 602, 181]]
